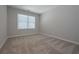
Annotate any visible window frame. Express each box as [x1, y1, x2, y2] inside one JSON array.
[[17, 14, 36, 30]]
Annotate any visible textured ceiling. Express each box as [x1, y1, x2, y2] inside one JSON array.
[[9, 5, 58, 14]]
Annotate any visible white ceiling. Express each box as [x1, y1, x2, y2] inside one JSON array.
[[9, 5, 58, 14]]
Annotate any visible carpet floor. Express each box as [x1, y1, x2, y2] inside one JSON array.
[[0, 34, 77, 54], [0, 34, 62, 54]]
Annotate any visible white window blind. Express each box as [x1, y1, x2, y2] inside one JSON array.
[[17, 14, 35, 29]]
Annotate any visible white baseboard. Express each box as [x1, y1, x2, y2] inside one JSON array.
[[8, 32, 79, 45], [40, 33, 79, 45], [8, 33, 39, 38], [0, 38, 8, 49]]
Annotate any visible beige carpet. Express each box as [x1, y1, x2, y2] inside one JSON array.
[[0, 34, 78, 54]]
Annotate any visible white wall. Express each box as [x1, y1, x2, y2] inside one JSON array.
[[0, 6, 7, 48], [40, 6, 79, 42], [7, 7, 40, 37], [75, 6, 79, 42]]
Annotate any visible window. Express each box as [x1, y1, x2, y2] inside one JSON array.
[[17, 14, 35, 29], [28, 16, 35, 29]]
